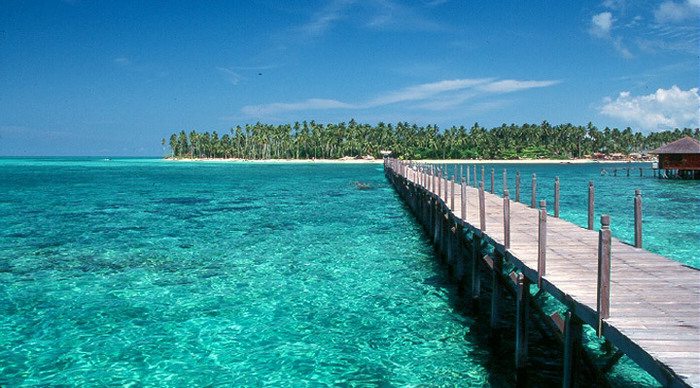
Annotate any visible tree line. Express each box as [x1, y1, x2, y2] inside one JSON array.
[[164, 120, 700, 160]]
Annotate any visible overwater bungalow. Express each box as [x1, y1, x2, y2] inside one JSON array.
[[650, 136, 700, 179]]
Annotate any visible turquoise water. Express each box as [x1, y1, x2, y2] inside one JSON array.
[[0, 158, 695, 386], [1, 158, 498, 386]]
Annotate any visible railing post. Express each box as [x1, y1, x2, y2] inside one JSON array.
[[466, 164, 470, 187], [634, 189, 642, 248], [531, 173, 537, 208], [450, 175, 455, 210], [444, 169, 449, 202], [479, 182, 486, 231], [473, 165, 478, 188], [588, 181, 595, 230], [502, 168, 507, 193], [481, 166, 485, 188], [554, 176, 560, 218], [538, 199, 547, 288], [597, 214, 611, 336], [461, 178, 467, 220], [438, 168, 442, 198], [490, 167, 495, 194], [515, 171, 521, 203], [503, 189, 510, 249]]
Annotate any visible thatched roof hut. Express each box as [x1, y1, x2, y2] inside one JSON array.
[[650, 136, 700, 179], [650, 136, 700, 155]]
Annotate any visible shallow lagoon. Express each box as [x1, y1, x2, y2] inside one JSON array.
[[0, 158, 696, 385]]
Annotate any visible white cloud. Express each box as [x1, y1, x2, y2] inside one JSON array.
[[367, 78, 491, 106], [600, 86, 700, 130], [240, 77, 560, 117], [477, 80, 560, 93], [590, 12, 614, 38], [241, 99, 354, 116], [217, 67, 242, 86], [654, 0, 700, 23], [300, 0, 355, 37]]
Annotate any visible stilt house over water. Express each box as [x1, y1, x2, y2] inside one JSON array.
[[650, 136, 700, 179]]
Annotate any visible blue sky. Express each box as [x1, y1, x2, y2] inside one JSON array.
[[0, 0, 698, 156]]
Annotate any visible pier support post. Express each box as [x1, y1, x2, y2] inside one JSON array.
[[531, 173, 537, 208], [479, 182, 486, 231], [554, 176, 560, 218], [515, 171, 521, 203], [470, 236, 481, 302], [490, 167, 495, 194], [490, 253, 503, 332], [502, 168, 508, 192], [634, 189, 642, 248], [473, 165, 478, 188], [538, 200, 547, 288], [503, 189, 510, 249], [588, 181, 594, 230], [597, 215, 611, 336], [563, 311, 583, 388], [515, 273, 530, 375]]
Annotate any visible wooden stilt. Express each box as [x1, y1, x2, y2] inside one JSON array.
[[515, 273, 530, 372], [563, 311, 583, 388]]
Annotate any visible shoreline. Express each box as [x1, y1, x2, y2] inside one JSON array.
[[165, 157, 654, 165]]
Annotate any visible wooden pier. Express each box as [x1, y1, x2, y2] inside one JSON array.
[[385, 159, 700, 387]]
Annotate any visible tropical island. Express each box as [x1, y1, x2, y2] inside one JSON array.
[[164, 120, 699, 161]]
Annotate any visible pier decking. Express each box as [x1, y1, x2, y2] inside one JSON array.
[[385, 159, 700, 387]]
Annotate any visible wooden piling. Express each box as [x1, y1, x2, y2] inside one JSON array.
[[597, 214, 611, 336], [515, 171, 521, 203], [538, 199, 547, 288], [515, 273, 530, 372], [639, 167, 643, 177], [588, 181, 594, 230], [531, 173, 537, 208], [634, 189, 642, 248], [479, 182, 486, 231], [502, 168, 508, 192], [473, 165, 477, 187], [554, 176, 560, 218], [490, 167, 495, 194], [503, 189, 510, 249], [470, 236, 481, 301], [563, 311, 583, 387], [490, 253, 503, 331]]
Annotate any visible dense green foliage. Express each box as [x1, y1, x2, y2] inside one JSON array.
[[165, 120, 700, 160]]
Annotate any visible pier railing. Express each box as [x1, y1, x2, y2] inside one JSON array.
[[384, 158, 700, 387]]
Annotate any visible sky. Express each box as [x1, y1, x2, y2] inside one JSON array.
[[0, 0, 699, 156]]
